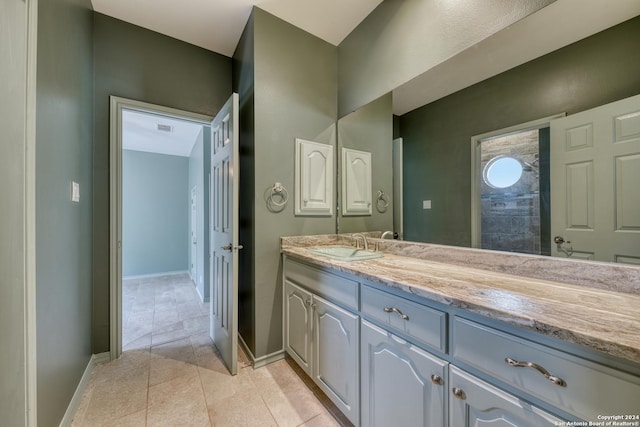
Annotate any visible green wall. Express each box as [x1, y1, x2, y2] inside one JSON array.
[[35, 0, 94, 425], [338, 93, 394, 233], [123, 150, 189, 277], [337, 0, 553, 117], [234, 8, 338, 358], [0, 0, 31, 424], [92, 13, 232, 353], [399, 16, 640, 247]]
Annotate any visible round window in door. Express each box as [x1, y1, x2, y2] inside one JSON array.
[[483, 156, 523, 188]]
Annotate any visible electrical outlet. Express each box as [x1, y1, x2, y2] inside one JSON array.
[[423, 200, 431, 209]]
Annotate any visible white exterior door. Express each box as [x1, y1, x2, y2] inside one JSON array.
[[550, 94, 640, 263], [210, 93, 240, 374], [190, 186, 197, 282]]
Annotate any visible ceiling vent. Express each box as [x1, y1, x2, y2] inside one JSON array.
[[157, 124, 173, 132]]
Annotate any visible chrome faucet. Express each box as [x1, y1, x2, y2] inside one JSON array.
[[352, 233, 369, 250], [381, 230, 394, 239]]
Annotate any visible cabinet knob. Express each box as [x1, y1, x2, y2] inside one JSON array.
[[430, 374, 443, 385], [452, 387, 466, 400]]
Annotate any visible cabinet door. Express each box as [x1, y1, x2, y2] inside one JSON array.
[[284, 280, 313, 374], [342, 147, 372, 215], [361, 319, 447, 427], [313, 295, 360, 426], [449, 366, 563, 427]]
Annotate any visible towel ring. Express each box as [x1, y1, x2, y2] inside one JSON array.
[[376, 190, 389, 209], [269, 182, 289, 207]]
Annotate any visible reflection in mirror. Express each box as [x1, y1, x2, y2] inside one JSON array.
[[337, 15, 640, 264]]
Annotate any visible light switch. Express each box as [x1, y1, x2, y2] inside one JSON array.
[[72, 181, 80, 202], [423, 200, 431, 209]]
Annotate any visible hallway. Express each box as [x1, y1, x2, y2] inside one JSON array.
[[70, 274, 347, 426]]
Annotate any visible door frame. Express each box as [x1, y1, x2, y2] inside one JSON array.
[[470, 114, 565, 249], [109, 96, 212, 360]]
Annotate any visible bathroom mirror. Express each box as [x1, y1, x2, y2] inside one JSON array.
[[336, 11, 640, 265]]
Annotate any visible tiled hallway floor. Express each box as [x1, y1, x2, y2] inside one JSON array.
[[71, 274, 349, 427]]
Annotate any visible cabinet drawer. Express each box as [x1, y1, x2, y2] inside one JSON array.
[[284, 258, 358, 310], [452, 317, 640, 421], [361, 285, 446, 353]]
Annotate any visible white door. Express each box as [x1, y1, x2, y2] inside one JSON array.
[[313, 295, 360, 426], [449, 366, 561, 426], [361, 320, 448, 427], [210, 93, 240, 374], [551, 94, 640, 263], [190, 186, 197, 282]]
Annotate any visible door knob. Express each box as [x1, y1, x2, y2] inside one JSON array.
[[221, 244, 232, 251], [554, 236, 570, 244]]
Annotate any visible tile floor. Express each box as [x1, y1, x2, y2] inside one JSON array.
[[71, 273, 350, 427]]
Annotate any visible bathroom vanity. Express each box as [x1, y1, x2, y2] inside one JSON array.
[[281, 235, 640, 427]]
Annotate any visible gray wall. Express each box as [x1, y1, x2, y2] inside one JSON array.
[[188, 128, 211, 301], [337, 0, 553, 117], [338, 93, 394, 233], [36, 0, 94, 425], [93, 13, 232, 352], [0, 0, 31, 424], [233, 13, 257, 352], [399, 16, 640, 247], [234, 8, 338, 358], [123, 150, 189, 277]]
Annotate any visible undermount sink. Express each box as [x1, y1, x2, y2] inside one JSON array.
[[307, 246, 383, 261]]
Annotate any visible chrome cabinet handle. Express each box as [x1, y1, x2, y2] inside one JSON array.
[[505, 357, 567, 387], [430, 374, 443, 385], [452, 387, 466, 399], [384, 306, 409, 320]]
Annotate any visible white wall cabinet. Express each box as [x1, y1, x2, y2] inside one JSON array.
[[283, 264, 359, 426], [295, 138, 334, 216], [449, 366, 562, 427], [342, 147, 372, 215], [361, 319, 448, 427]]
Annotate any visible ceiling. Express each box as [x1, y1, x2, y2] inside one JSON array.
[[91, 0, 383, 57], [122, 110, 204, 157]]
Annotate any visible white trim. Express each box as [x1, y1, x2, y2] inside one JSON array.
[[25, 0, 39, 425], [238, 334, 285, 369], [470, 113, 566, 248], [110, 97, 212, 360], [122, 270, 189, 280], [58, 352, 110, 427]]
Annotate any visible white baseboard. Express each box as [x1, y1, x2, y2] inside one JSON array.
[[238, 334, 285, 369], [122, 270, 189, 280], [59, 352, 110, 427], [195, 285, 210, 303]]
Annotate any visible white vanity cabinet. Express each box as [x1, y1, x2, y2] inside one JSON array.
[[361, 319, 448, 427], [283, 259, 360, 426], [449, 366, 562, 427], [283, 253, 640, 427]]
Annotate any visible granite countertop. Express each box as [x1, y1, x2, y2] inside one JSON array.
[[282, 244, 640, 365]]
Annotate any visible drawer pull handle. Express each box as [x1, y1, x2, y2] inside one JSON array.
[[384, 307, 409, 320], [430, 374, 443, 385], [452, 387, 466, 399], [505, 357, 567, 387]]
